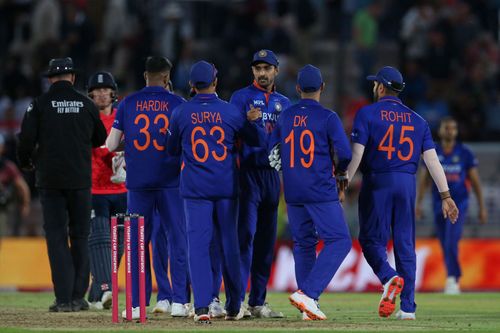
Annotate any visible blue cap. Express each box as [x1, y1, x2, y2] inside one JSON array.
[[88, 71, 117, 92], [251, 49, 279, 67], [190, 61, 217, 89], [297, 64, 323, 93], [367, 66, 405, 92]]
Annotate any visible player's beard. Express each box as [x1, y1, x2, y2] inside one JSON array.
[[257, 76, 272, 89]]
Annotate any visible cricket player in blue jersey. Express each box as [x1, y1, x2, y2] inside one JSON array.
[[269, 65, 352, 320], [151, 213, 173, 314], [167, 60, 262, 324], [106, 56, 189, 319], [416, 117, 487, 295], [347, 66, 459, 320], [230, 49, 291, 318]]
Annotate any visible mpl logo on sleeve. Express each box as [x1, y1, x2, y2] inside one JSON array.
[[51, 100, 84, 114]]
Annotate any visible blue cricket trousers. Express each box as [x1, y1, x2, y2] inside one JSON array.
[[184, 198, 241, 314], [358, 172, 417, 313], [287, 201, 351, 300], [128, 188, 188, 307]]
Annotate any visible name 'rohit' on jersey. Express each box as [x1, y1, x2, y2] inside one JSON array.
[[113, 87, 185, 189], [351, 95, 435, 175]]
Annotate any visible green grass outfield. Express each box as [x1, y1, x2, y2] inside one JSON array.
[[0, 291, 499, 332]]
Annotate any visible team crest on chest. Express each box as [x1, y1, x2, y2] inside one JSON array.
[[275, 102, 282, 113], [452, 155, 460, 163]]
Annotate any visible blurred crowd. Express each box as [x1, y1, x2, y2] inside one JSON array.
[[0, 0, 499, 236]]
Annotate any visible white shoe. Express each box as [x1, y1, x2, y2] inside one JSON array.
[[101, 291, 112, 310], [89, 301, 103, 310], [249, 303, 284, 318], [209, 298, 225, 318], [171, 302, 191, 317], [302, 311, 312, 320], [395, 310, 416, 320], [379, 275, 404, 318], [122, 306, 141, 320], [289, 291, 326, 320], [152, 299, 171, 314], [241, 303, 252, 318], [225, 307, 244, 321], [194, 313, 211, 324], [444, 276, 461, 295]]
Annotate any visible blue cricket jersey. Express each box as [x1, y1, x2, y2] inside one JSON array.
[[270, 99, 352, 204], [113, 86, 185, 189], [351, 96, 435, 175], [167, 93, 260, 199], [431, 142, 477, 209], [230, 82, 291, 169]]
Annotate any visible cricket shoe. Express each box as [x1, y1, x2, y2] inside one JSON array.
[[302, 312, 312, 321], [209, 297, 225, 318], [122, 306, 143, 320], [444, 276, 461, 295], [395, 310, 416, 320], [289, 290, 326, 320], [225, 307, 244, 321], [379, 275, 404, 318], [171, 302, 192, 317], [194, 307, 211, 324], [101, 291, 112, 310], [249, 303, 284, 318], [88, 301, 103, 310], [152, 299, 171, 314], [241, 303, 252, 318]]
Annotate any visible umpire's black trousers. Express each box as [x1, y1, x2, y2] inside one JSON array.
[[40, 188, 91, 303]]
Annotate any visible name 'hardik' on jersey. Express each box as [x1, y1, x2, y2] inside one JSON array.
[[51, 100, 84, 114]]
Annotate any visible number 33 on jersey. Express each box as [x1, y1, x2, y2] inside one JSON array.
[[351, 95, 435, 175], [112, 86, 186, 189]]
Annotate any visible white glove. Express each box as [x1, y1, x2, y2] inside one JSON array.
[[268, 144, 282, 172], [110, 152, 126, 184]]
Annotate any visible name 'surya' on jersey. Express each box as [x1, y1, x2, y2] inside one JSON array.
[[52, 100, 84, 114], [192, 112, 222, 124]]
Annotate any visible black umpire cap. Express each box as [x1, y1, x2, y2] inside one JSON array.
[[44, 57, 76, 77], [87, 71, 118, 92], [145, 56, 172, 73]]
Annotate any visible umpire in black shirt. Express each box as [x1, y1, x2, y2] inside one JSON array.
[[17, 57, 107, 312]]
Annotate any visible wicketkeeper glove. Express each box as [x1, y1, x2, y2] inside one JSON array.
[[110, 152, 126, 184], [268, 144, 282, 172]]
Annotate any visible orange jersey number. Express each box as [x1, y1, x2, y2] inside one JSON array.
[[191, 126, 227, 163], [133, 113, 169, 151], [284, 129, 315, 168], [377, 124, 414, 160]]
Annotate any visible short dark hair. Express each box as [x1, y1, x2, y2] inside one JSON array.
[[145, 56, 172, 73], [440, 116, 457, 126]]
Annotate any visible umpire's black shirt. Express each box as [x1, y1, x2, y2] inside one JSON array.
[[17, 80, 107, 189]]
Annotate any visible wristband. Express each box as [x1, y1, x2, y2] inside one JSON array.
[[440, 190, 451, 200]]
